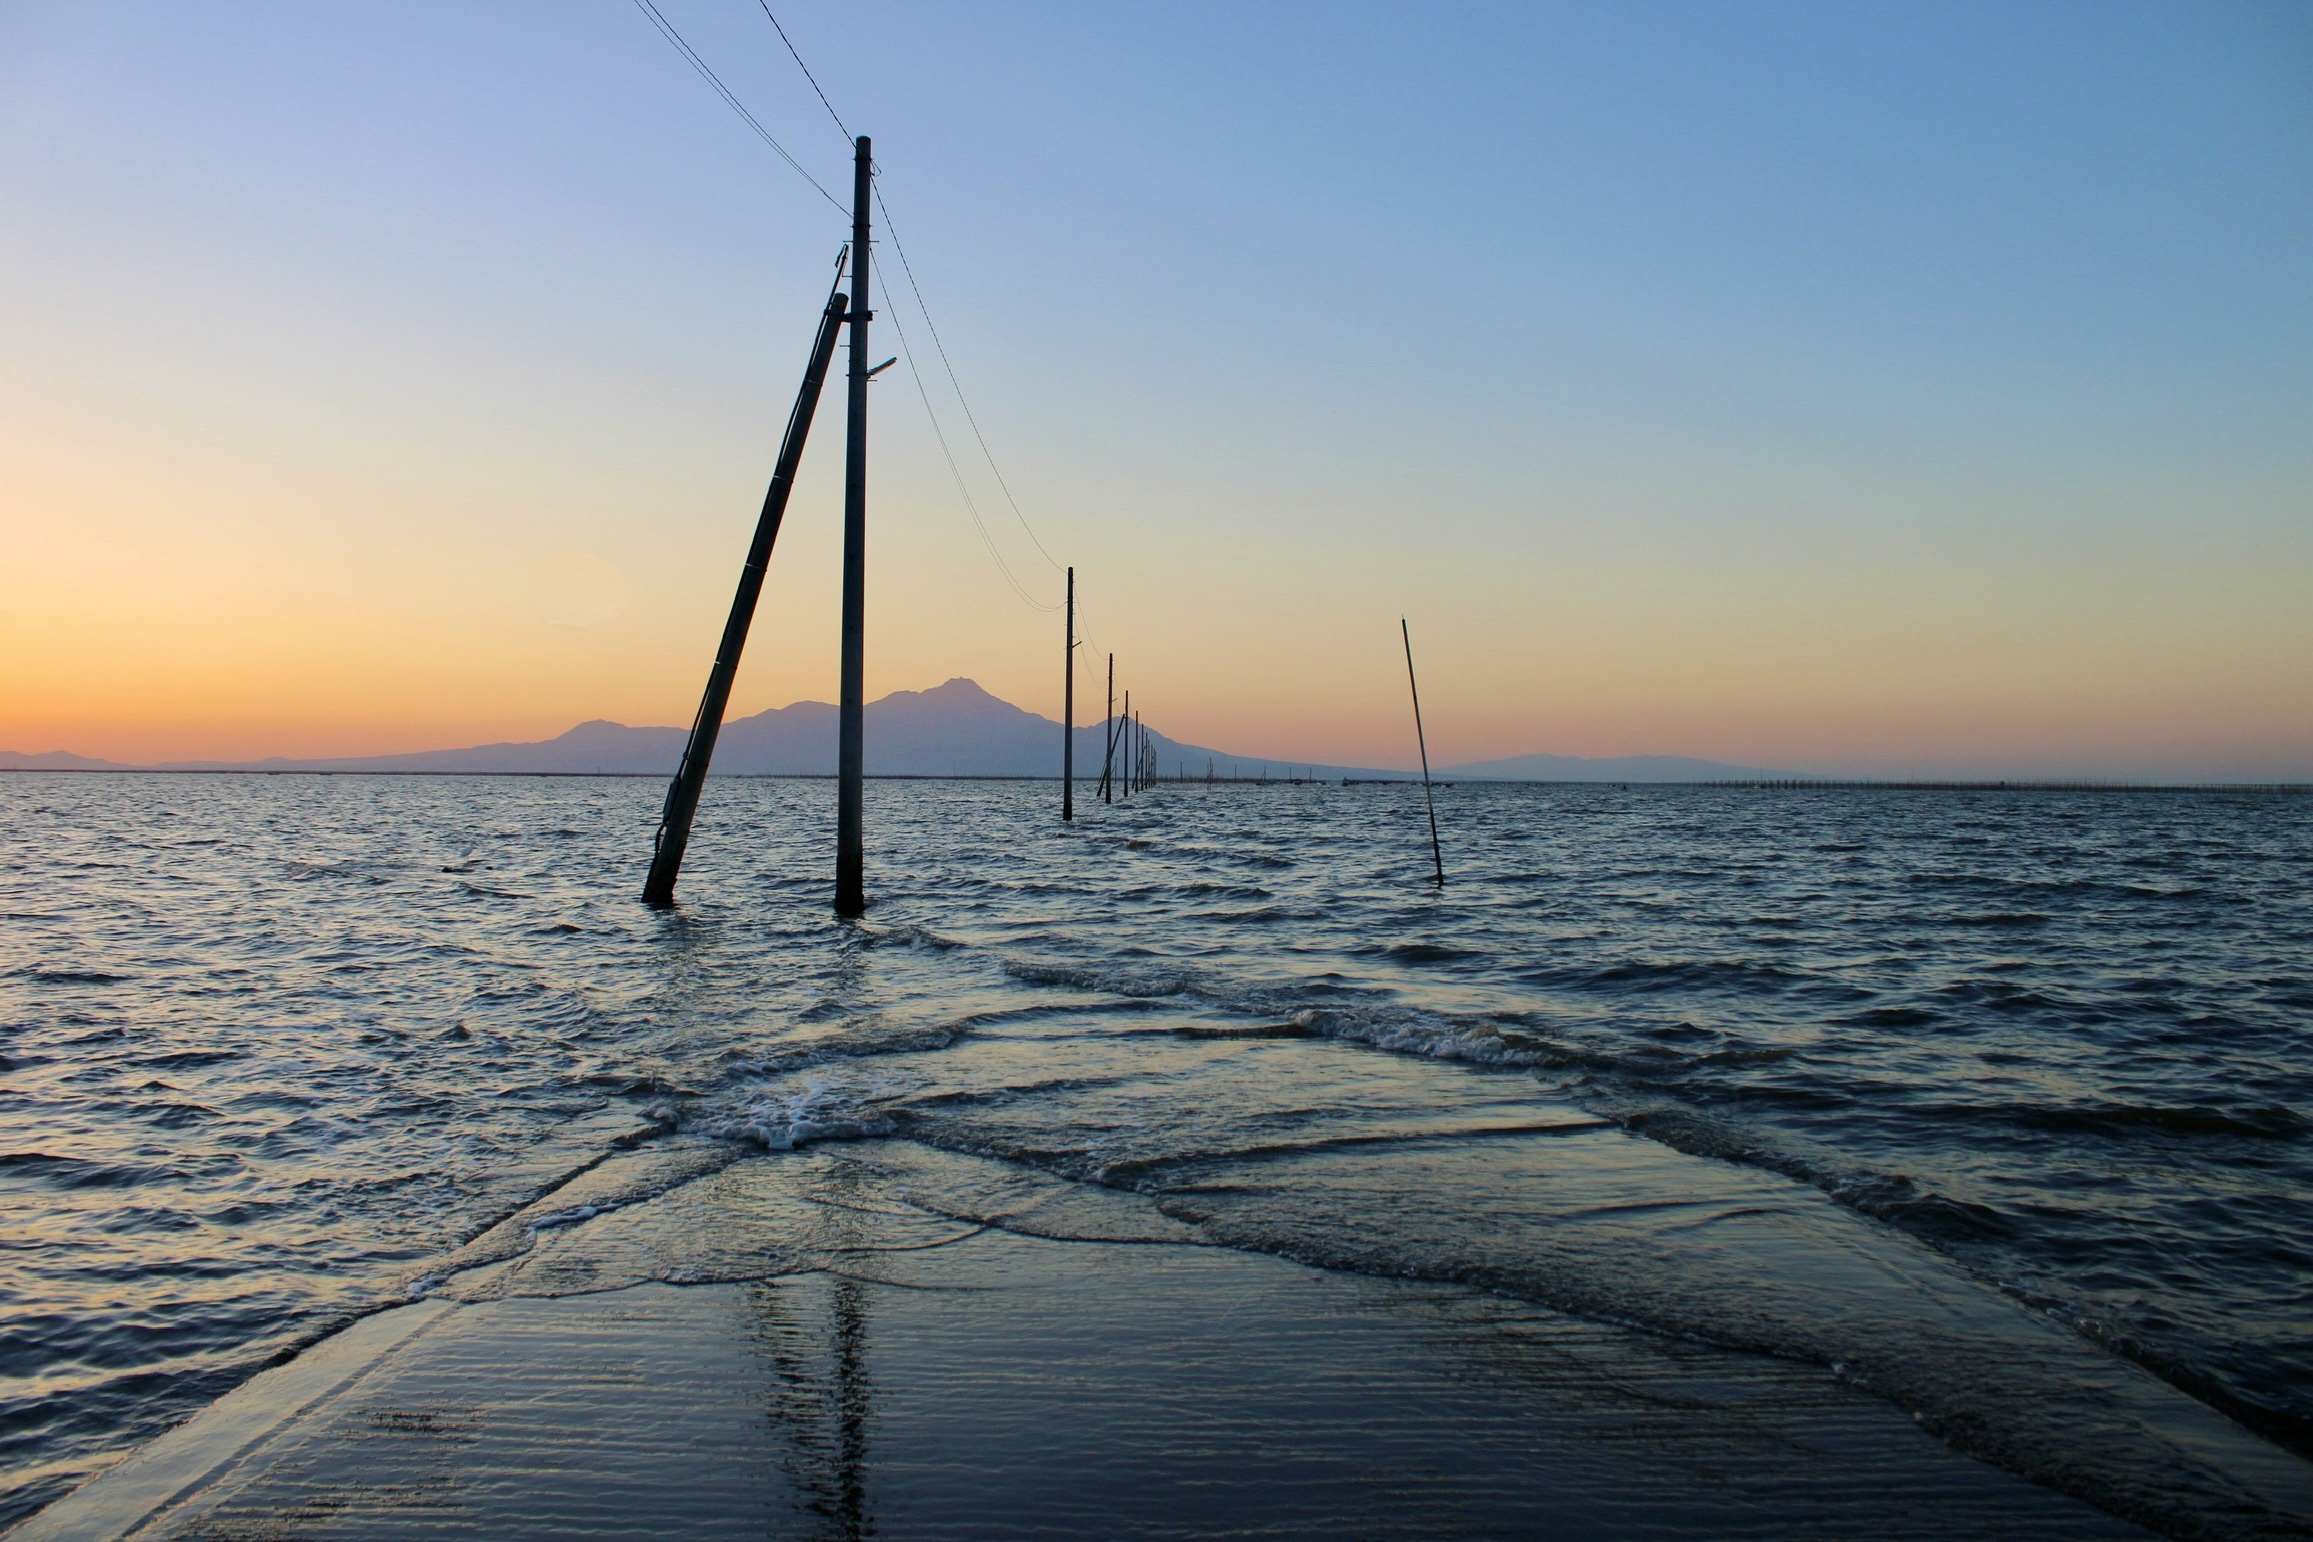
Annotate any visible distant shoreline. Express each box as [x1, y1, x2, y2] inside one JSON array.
[[1, 767, 2303, 792]]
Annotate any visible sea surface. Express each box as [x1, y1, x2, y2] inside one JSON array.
[[2, 773, 2308, 1531]]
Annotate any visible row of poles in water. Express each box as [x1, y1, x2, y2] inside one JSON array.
[[643, 133, 1443, 911], [1058, 567, 1158, 824], [1057, 573, 1443, 884]]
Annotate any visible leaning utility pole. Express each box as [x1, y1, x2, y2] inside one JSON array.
[[834, 136, 872, 917], [1062, 567, 1075, 821], [1402, 618, 1446, 886], [642, 271, 851, 907]]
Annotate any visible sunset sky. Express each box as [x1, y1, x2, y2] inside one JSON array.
[[3, 1, 2308, 778]]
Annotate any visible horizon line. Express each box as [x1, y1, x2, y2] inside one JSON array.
[[2, 767, 2305, 794]]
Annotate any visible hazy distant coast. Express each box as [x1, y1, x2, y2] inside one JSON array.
[[1, 678, 1789, 783]]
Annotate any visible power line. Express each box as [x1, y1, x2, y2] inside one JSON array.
[[875, 187, 1067, 576], [630, 0, 845, 214], [878, 269, 1061, 613], [641, 1, 1070, 610], [755, 3, 851, 143], [743, 7, 1066, 581]]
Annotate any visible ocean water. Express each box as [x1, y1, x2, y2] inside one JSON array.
[[2, 773, 2308, 1531]]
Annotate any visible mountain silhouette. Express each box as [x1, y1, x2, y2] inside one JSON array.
[[5, 678, 1791, 781]]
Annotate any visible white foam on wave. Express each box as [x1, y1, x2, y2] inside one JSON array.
[[686, 1072, 904, 1151], [1283, 1006, 1572, 1068], [1000, 950, 1588, 1075], [527, 1203, 608, 1232]]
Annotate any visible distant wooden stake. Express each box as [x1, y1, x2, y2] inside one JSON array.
[[1402, 619, 1445, 885]]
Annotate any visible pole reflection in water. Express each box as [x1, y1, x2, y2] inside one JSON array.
[[746, 1275, 875, 1540]]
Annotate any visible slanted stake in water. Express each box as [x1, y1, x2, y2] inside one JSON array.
[[1401, 618, 1446, 885]]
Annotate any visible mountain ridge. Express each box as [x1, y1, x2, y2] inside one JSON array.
[[3, 678, 1791, 782]]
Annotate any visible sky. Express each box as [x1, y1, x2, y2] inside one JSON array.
[[2, 1, 2308, 778]]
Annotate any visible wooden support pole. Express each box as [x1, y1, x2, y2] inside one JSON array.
[[834, 135, 872, 917], [643, 275, 850, 908]]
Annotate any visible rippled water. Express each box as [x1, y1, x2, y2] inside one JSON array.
[[2, 773, 2308, 1530]]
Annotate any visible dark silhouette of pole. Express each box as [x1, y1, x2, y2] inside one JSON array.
[[1402, 618, 1445, 885], [644, 275, 850, 908], [835, 136, 872, 917], [1121, 691, 1131, 797], [1062, 566, 1075, 821], [1101, 652, 1115, 803]]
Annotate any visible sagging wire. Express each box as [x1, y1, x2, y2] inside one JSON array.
[[875, 186, 1068, 576], [877, 268, 1062, 613], [755, 1, 851, 143], [746, 9, 1068, 589], [652, 1, 1071, 614], [630, 0, 846, 214]]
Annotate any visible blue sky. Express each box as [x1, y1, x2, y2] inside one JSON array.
[[3, 2, 2308, 775]]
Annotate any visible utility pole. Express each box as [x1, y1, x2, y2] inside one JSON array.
[[643, 273, 850, 907], [1062, 567, 1075, 821], [1102, 653, 1115, 803], [1402, 618, 1446, 886], [834, 136, 872, 917], [1120, 691, 1130, 797]]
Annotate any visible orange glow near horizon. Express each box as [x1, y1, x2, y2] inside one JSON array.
[[5, 6, 2309, 782], [7, 398, 2309, 778]]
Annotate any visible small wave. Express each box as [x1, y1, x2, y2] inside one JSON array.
[[1286, 1006, 1582, 1070], [139, 1102, 222, 1129], [0, 1152, 182, 1188], [1188, 904, 1312, 925], [1172, 1023, 1313, 1040], [528, 1202, 610, 1231], [1844, 1006, 1936, 1028], [14, 967, 130, 985], [1522, 958, 1832, 997], [1593, 1100, 2012, 1241], [714, 1110, 898, 1150], [1005, 958, 1199, 998], [577, 1068, 698, 1097], [688, 1074, 904, 1151], [455, 881, 529, 900], [722, 1017, 979, 1078], [1380, 942, 1480, 965], [1954, 1102, 2307, 1142], [132, 1049, 242, 1069], [861, 922, 965, 951]]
